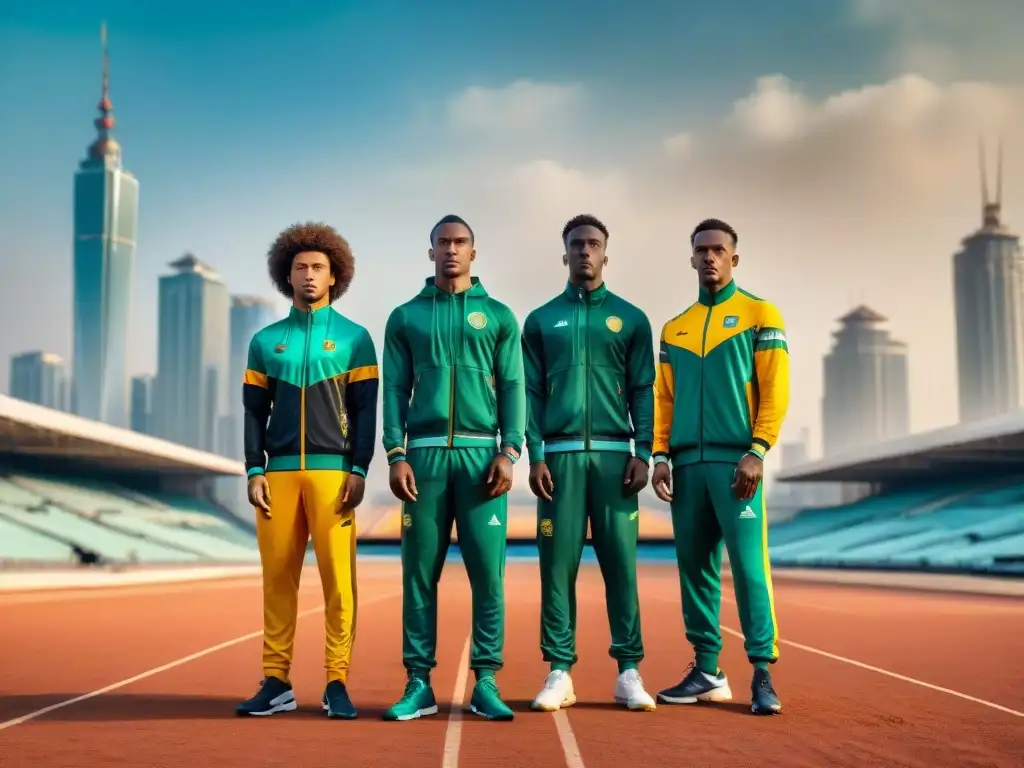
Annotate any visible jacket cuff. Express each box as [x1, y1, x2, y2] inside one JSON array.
[[634, 443, 652, 463], [352, 465, 367, 478], [246, 466, 265, 477]]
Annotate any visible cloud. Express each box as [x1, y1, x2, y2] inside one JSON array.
[[447, 79, 583, 133], [413, 72, 1024, 460], [849, 0, 1024, 80]]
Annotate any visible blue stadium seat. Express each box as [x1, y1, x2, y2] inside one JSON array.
[[0, 514, 73, 562]]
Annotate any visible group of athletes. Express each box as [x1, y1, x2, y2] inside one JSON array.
[[236, 212, 789, 723]]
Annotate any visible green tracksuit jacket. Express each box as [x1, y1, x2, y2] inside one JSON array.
[[520, 281, 655, 464], [381, 277, 526, 463]]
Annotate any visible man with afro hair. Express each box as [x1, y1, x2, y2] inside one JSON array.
[[236, 221, 378, 721], [380, 214, 526, 722]]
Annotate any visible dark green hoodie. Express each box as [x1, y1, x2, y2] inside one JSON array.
[[381, 277, 526, 464]]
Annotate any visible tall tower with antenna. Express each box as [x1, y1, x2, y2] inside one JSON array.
[[71, 23, 139, 427], [952, 138, 1024, 422]]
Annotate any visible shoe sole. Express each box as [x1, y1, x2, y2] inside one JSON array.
[[614, 695, 657, 711], [237, 698, 297, 717], [384, 705, 439, 721], [468, 704, 514, 721], [530, 693, 577, 712], [321, 702, 358, 719], [751, 703, 782, 715], [657, 684, 733, 705]]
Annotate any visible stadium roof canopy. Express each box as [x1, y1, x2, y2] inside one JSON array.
[[778, 410, 1024, 483], [0, 395, 243, 476]]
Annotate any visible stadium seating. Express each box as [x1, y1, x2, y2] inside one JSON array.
[[0, 472, 260, 567], [768, 480, 1024, 575]]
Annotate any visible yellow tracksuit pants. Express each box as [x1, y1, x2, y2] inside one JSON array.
[[255, 469, 357, 685]]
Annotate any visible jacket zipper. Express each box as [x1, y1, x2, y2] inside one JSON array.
[[331, 376, 344, 439], [301, 310, 312, 470], [447, 293, 456, 448], [581, 288, 592, 451], [699, 302, 713, 461]]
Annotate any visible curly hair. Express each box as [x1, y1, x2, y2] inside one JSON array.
[[562, 214, 609, 244], [691, 218, 738, 247], [267, 222, 355, 303]]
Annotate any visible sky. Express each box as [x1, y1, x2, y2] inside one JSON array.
[[1, 0, 1023, 485]]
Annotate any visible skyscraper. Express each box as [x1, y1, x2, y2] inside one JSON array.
[[130, 374, 154, 435], [71, 24, 138, 427], [953, 140, 1024, 422], [224, 295, 277, 458], [9, 351, 69, 411], [153, 254, 230, 452], [821, 306, 910, 457]]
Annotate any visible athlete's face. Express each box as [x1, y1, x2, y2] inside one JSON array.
[[289, 251, 335, 306], [563, 225, 608, 284], [690, 229, 738, 288], [429, 222, 475, 279]]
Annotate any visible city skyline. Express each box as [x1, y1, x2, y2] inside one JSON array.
[[2, 2, 1023, 466]]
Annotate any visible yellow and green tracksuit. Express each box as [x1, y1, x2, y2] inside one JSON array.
[[243, 303, 378, 685], [382, 276, 526, 678], [521, 281, 655, 673], [653, 279, 789, 673]]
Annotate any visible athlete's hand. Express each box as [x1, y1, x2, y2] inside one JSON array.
[[340, 474, 366, 510], [485, 454, 514, 498], [652, 462, 672, 503], [389, 461, 418, 503], [622, 457, 649, 495], [248, 475, 272, 518], [529, 462, 554, 501], [732, 454, 763, 501]]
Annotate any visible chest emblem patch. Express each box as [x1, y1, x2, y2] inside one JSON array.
[[606, 316, 623, 333], [323, 339, 336, 352], [467, 312, 488, 329], [723, 315, 739, 328], [275, 344, 287, 354]]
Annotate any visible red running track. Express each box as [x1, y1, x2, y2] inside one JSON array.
[[0, 560, 1020, 767]]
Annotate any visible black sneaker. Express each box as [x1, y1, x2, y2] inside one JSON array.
[[236, 676, 296, 716], [657, 661, 733, 705], [751, 667, 782, 715], [322, 680, 358, 719]]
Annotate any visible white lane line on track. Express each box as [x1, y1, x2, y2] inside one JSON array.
[[553, 709, 586, 768], [716, 625, 1023, 718], [657, 592, 1023, 718], [441, 634, 473, 768], [0, 590, 402, 732]]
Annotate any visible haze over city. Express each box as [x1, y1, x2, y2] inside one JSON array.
[[1, 0, 1022, 483]]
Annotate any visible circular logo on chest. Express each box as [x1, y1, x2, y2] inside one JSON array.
[[606, 316, 623, 333], [467, 312, 488, 329], [323, 339, 336, 352]]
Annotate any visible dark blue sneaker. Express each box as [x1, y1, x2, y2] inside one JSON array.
[[322, 680, 358, 719], [235, 676, 297, 716], [751, 667, 782, 715], [657, 661, 733, 705]]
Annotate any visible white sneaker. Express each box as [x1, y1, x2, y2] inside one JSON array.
[[530, 670, 576, 711], [614, 669, 657, 711]]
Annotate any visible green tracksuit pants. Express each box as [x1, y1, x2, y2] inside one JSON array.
[[400, 446, 507, 675], [537, 451, 643, 672], [670, 461, 779, 673]]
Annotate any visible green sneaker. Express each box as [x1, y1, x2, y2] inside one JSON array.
[[468, 677, 514, 720], [382, 676, 439, 721]]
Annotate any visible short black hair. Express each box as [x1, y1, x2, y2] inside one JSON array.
[[430, 214, 475, 245], [267, 221, 354, 303], [562, 214, 609, 245], [691, 218, 738, 247]]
